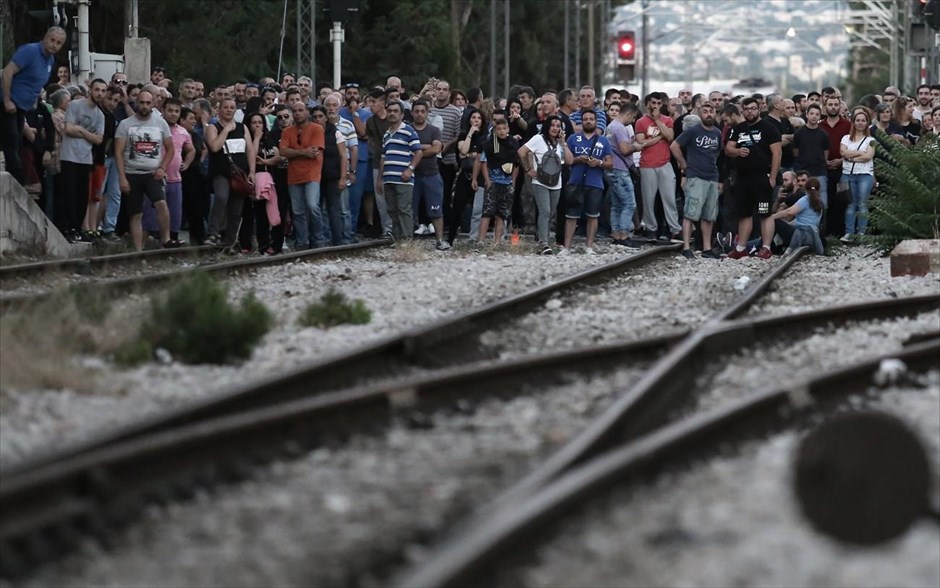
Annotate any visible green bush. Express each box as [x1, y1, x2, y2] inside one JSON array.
[[299, 288, 372, 329], [141, 272, 273, 364], [867, 131, 940, 252]]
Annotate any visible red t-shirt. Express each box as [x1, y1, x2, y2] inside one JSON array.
[[279, 122, 325, 185], [821, 117, 851, 162], [635, 114, 674, 168]]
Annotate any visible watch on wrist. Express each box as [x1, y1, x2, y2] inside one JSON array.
[[408, 165, 415, 171]]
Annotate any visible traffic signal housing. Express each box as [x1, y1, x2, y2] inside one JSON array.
[[617, 31, 636, 63]]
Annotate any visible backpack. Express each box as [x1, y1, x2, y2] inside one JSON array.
[[536, 142, 563, 185]]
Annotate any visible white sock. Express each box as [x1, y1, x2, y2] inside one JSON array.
[[735, 244, 746, 252]]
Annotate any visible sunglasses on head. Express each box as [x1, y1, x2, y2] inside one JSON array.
[[344, 83, 359, 89]]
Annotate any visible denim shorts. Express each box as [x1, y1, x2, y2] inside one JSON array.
[[565, 186, 603, 219]]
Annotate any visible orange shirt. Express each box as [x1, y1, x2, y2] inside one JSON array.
[[279, 122, 325, 185]]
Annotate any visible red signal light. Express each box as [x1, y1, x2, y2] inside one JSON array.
[[617, 32, 635, 61]]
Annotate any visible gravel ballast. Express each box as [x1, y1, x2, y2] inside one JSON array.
[[494, 371, 940, 588]]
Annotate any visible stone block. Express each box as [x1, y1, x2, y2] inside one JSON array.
[[124, 38, 151, 86], [890, 239, 940, 277], [0, 172, 74, 259]]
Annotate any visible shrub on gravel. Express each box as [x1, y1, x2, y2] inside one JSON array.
[[299, 288, 371, 328], [868, 130, 940, 252], [136, 272, 273, 364]]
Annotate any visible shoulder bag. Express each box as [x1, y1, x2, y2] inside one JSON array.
[[224, 136, 253, 196], [835, 138, 866, 206]]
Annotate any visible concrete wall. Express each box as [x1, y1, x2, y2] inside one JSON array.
[[0, 173, 73, 259]]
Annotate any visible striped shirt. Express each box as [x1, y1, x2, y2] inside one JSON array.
[[430, 103, 462, 165], [381, 123, 421, 185], [569, 109, 608, 134]]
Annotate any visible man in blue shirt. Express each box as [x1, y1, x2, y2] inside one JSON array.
[[562, 109, 612, 255], [1, 27, 66, 183], [377, 100, 422, 240]]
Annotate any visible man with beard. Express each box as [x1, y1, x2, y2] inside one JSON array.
[[114, 90, 177, 251], [820, 95, 850, 236], [913, 84, 932, 122], [724, 97, 781, 259], [670, 102, 723, 259], [635, 91, 678, 241], [560, 109, 612, 255]]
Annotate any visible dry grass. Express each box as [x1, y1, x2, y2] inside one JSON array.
[[0, 289, 138, 400], [388, 239, 435, 263]]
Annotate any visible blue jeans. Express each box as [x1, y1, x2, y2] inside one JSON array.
[[606, 168, 636, 234], [843, 173, 874, 235], [101, 157, 122, 233], [288, 181, 323, 248], [346, 159, 371, 236]]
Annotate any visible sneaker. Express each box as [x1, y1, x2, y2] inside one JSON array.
[[757, 246, 773, 259], [435, 240, 451, 251], [584, 247, 596, 255], [728, 247, 748, 260], [205, 235, 220, 246], [681, 248, 695, 260], [540, 245, 554, 255], [382, 231, 394, 240], [163, 239, 183, 249], [840, 233, 852, 243], [557, 247, 571, 256], [656, 234, 671, 242], [670, 231, 682, 242], [701, 248, 721, 259], [414, 224, 431, 236], [100, 231, 121, 242], [716, 232, 734, 253]]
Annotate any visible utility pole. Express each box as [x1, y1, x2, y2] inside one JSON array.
[[296, 0, 316, 83], [330, 21, 344, 90], [564, 1, 570, 89], [575, 1, 581, 86], [125, 0, 138, 38], [490, 0, 496, 98], [504, 0, 510, 96], [641, 0, 649, 98], [588, 0, 594, 91]]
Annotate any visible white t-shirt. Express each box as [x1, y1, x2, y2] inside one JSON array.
[[840, 135, 876, 176], [524, 133, 564, 190]]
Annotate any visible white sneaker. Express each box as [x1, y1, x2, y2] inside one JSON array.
[[414, 224, 431, 236], [584, 247, 596, 255], [840, 233, 852, 243], [557, 247, 571, 256], [435, 240, 451, 251]]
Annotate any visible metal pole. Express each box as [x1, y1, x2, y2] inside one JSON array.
[[641, 0, 649, 99], [575, 1, 581, 86], [588, 1, 594, 91], [490, 0, 496, 98], [296, 0, 301, 77], [504, 0, 510, 97], [564, 1, 570, 89], [311, 0, 316, 85], [330, 22, 343, 90], [77, 0, 91, 83]]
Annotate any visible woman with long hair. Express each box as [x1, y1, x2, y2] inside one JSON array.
[[447, 109, 486, 244], [242, 112, 279, 253], [771, 177, 825, 255], [518, 115, 573, 253], [840, 108, 876, 241], [889, 96, 921, 147]]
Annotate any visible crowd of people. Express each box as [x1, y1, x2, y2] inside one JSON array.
[[3, 27, 939, 256]]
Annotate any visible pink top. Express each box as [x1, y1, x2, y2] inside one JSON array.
[[166, 124, 192, 182]]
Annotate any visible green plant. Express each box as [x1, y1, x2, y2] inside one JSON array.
[[299, 288, 372, 329], [866, 131, 940, 252], [142, 272, 273, 364]]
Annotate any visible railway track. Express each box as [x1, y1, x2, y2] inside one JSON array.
[[0, 239, 392, 312], [396, 337, 940, 588], [2, 238, 937, 580]]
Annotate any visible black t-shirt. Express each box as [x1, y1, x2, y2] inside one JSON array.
[[321, 122, 342, 182], [728, 118, 781, 176], [456, 128, 485, 174], [765, 114, 794, 168], [413, 123, 442, 176], [792, 126, 829, 176]]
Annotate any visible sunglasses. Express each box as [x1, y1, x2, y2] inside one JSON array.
[[278, 114, 291, 120], [114, 80, 128, 85], [344, 83, 359, 89]]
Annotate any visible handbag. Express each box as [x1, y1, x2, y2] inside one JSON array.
[[834, 138, 865, 206], [223, 138, 253, 196]]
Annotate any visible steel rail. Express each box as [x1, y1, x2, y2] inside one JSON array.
[[0, 244, 220, 281], [3, 244, 679, 475], [396, 338, 940, 588], [0, 239, 391, 312], [1, 294, 935, 577]]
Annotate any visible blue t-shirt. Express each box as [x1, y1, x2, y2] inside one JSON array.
[[793, 195, 821, 227], [340, 106, 371, 161], [674, 124, 722, 181], [2, 42, 55, 111], [567, 133, 611, 190]]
